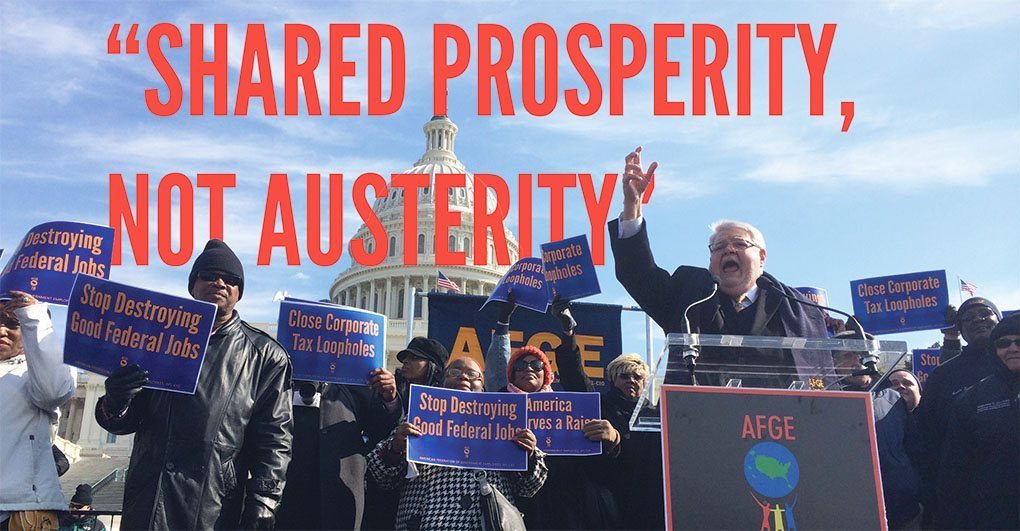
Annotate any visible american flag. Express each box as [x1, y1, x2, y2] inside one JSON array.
[[437, 271, 460, 292], [960, 279, 977, 297]]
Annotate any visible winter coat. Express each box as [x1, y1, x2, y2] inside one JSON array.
[[934, 360, 1018, 529], [0, 304, 76, 513], [909, 342, 1001, 514], [609, 219, 830, 388], [601, 385, 665, 530], [96, 312, 293, 530], [871, 389, 922, 528], [367, 430, 547, 530], [276, 384, 401, 530]]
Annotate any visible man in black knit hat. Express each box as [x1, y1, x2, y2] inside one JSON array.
[[95, 239, 293, 530], [935, 314, 1019, 529], [59, 484, 106, 531], [909, 296, 1002, 525]]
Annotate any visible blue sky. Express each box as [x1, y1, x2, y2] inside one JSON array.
[[2, 1, 1018, 358]]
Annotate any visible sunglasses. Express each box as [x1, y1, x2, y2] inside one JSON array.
[[0, 317, 19, 330], [994, 338, 1020, 349], [197, 270, 242, 287], [445, 367, 483, 381], [513, 359, 545, 372]]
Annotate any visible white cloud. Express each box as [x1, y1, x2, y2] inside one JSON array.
[[1, 8, 99, 61], [740, 125, 1020, 188], [881, 0, 1020, 29]]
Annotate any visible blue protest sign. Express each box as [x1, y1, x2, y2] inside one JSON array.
[[407, 384, 529, 471], [0, 222, 115, 304], [63, 274, 216, 394], [795, 287, 829, 308], [540, 235, 601, 302], [277, 298, 385, 385], [527, 391, 601, 456], [911, 348, 940, 389], [487, 257, 550, 313], [850, 270, 949, 335]]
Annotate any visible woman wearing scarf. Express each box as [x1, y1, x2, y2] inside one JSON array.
[[484, 298, 622, 529]]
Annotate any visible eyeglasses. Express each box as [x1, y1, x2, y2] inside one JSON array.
[[513, 359, 545, 373], [0, 317, 19, 330], [709, 238, 759, 253], [197, 270, 242, 287], [445, 367, 483, 381], [994, 338, 1020, 349]]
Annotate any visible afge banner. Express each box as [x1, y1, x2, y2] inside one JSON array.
[[427, 293, 623, 390]]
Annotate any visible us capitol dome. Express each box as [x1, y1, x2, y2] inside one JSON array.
[[329, 115, 519, 367]]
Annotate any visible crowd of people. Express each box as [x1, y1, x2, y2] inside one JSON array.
[[0, 148, 1016, 530]]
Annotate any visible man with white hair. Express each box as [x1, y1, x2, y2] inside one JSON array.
[[608, 147, 828, 386]]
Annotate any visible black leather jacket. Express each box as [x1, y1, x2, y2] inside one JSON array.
[[96, 312, 293, 530]]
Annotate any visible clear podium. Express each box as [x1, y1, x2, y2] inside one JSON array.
[[630, 333, 909, 432]]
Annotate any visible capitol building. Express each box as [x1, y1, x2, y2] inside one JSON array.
[[56, 115, 519, 461], [329, 114, 518, 368]]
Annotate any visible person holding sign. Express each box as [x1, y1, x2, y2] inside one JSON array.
[[95, 240, 293, 530], [608, 147, 828, 387], [0, 291, 76, 530], [394, 337, 450, 413], [935, 314, 1020, 529], [367, 357, 547, 531], [485, 299, 624, 529], [912, 296, 1002, 524]]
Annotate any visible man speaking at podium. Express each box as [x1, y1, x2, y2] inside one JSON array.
[[608, 147, 829, 387]]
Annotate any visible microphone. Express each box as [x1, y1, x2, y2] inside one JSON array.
[[754, 276, 880, 377], [680, 275, 720, 385]]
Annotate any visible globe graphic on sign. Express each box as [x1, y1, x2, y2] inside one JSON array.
[[743, 441, 800, 498]]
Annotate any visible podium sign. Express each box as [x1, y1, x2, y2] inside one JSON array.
[[660, 386, 887, 530]]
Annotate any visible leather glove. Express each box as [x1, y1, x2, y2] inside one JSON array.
[[241, 499, 276, 530], [496, 291, 517, 323], [102, 364, 148, 415], [551, 298, 576, 334], [940, 304, 960, 338]]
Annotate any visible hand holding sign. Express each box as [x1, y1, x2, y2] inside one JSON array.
[[385, 421, 422, 463], [369, 368, 397, 402], [513, 429, 538, 455], [102, 364, 149, 416], [581, 419, 619, 446], [550, 297, 576, 335]]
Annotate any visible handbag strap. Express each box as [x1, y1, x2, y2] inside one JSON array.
[[475, 470, 493, 495]]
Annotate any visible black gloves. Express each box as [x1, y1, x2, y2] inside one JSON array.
[[241, 499, 276, 530], [551, 298, 576, 334], [102, 364, 149, 415], [496, 292, 517, 323]]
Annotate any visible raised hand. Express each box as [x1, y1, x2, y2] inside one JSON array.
[[621, 146, 658, 220]]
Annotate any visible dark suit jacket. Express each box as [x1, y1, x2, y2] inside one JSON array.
[[608, 218, 829, 386]]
